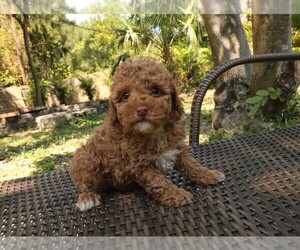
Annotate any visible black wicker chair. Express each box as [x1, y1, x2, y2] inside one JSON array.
[[0, 53, 299, 236]]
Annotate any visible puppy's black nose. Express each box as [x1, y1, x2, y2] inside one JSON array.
[[136, 106, 149, 117]]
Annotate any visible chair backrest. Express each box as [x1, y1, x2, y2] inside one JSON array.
[[189, 52, 300, 146]]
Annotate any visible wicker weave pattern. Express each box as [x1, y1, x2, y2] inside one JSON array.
[[1, 125, 299, 236]]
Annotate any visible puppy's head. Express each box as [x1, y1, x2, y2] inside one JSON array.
[[108, 57, 183, 134]]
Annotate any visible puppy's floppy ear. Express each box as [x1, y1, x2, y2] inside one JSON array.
[[171, 85, 184, 120], [107, 99, 120, 126]]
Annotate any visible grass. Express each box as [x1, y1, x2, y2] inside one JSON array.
[[181, 90, 215, 143], [0, 87, 299, 181], [0, 114, 105, 181]]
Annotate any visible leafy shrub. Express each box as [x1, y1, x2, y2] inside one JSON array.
[[69, 113, 102, 128], [208, 128, 232, 142], [33, 156, 56, 175], [273, 89, 300, 127], [243, 21, 253, 48], [292, 28, 300, 47], [51, 80, 76, 105], [241, 120, 265, 135], [110, 52, 131, 76], [0, 70, 19, 88], [246, 87, 281, 116], [28, 80, 49, 107], [170, 45, 213, 92], [77, 74, 96, 101], [292, 14, 300, 29]]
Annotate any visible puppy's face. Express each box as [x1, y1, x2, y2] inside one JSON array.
[[109, 57, 183, 134]]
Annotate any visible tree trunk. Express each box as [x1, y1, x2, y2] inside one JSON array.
[[252, 14, 295, 118], [14, 14, 43, 107], [201, 14, 252, 130], [9, 15, 28, 86], [201, 15, 252, 80], [162, 45, 173, 65]]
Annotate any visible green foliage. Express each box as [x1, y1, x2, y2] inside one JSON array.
[[28, 80, 49, 106], [207, 120, 268, 143], [246, 87, 281, 116], [241, 120, 266, 135], [171, 45, 213, 92], [292, 47, 300, 52], [272, 89, 300, 127], [292, 28, 300, 47], [28, 16, 72, 81], [69, 113, 102, 128], [133, 14, 204, 64], [32, 156, 56, 175], [0, 16, 22, 87], [110, 52, 132, 76], [51, 80, 75, 105], [292, 14, 300, 29], [77, 74, 96, 101], [67, 16, 124, 73], [0, 13, 212, 97], [208, 128, 233, 142], [292, 14, 300, 48], [243, 21, 253, 48], [113, 14, 211, 92], [0, 133, 8, 139], [5, 12, 295, 114]]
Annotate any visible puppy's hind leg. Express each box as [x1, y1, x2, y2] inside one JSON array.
[[175, 149, 225, 185], [69, 147, 103, 211]]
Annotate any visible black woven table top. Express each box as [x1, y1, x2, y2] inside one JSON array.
[[0, 125, 299, 236]]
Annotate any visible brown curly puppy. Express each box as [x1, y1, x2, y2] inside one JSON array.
[[69, 57, 225, 211]]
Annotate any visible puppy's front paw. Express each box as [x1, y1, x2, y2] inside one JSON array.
[[200, 170, 225, 185], [159, 188, 193, 207], [76, 192, 101, 211]]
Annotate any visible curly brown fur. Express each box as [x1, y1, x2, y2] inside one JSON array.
[[69, 57, 225, 211]]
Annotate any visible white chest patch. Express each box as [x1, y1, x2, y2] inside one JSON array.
[[155, 149, 180, 172]]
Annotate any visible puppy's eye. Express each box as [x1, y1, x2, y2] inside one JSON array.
[[121, 92, 130, 101], [151, 87, 160, 97]]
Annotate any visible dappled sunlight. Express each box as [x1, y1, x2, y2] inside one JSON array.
[[0, 143, 83, 181], [6, 129, 41, 138], [0, 114, 105, 181], [181, 89, 215, 112], [0, 138, 85, 182], [0, 160, 34, 182], [182, 89, 215, 144]]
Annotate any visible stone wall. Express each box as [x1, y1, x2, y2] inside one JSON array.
[[0, 100, 108, 133], [0, 71, 111, 116], [0, 86, 28, 115]]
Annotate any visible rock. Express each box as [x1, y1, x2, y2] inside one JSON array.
[[1, 100, 108, 133], [35, 108, 97, 130]]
